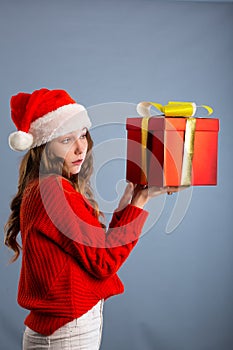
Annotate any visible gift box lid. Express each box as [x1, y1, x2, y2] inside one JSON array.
[[126, 116, 219, 132]]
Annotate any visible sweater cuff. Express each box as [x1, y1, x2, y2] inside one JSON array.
[[119, 204, 149, 231], [106, 205, 148, 247], [109, 206, 129, 228]]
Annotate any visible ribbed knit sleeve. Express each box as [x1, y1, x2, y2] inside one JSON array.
[[24, 175, 148, 280]]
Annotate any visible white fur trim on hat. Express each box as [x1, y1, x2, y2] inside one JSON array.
[[8, 103, 92, 151], [30, 103, 91, 148], [9, 131, 34, 151]]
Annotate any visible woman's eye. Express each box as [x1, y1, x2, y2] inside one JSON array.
[[61, 138, 71, 144], [80, 133, 87, 139]]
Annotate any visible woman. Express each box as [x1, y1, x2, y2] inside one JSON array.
[[4, 88, 170, 350]]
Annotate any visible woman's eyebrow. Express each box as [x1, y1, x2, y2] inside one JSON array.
[[57, 128, 87, 141], [57, 133, 74, 140]]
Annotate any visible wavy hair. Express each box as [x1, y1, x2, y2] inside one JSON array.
[[4, 131, 105, 262]]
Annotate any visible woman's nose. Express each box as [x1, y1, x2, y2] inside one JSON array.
[[74, 139, 85, 153]]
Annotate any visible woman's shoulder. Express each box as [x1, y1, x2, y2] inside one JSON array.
[[38, 174, 73, 187], [39, 174, 71, 187], [23, 175, 76, 198], [38, 174, 80, 196]]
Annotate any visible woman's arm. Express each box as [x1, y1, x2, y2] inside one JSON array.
[[29, 175, 148, 279]]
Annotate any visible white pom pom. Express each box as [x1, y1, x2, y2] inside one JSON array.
[[8, 131, 34, 151], [136, 102, 152, 117]]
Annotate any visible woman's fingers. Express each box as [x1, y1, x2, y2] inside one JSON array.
[[166, 186, 190, 194], [148, 186, 167, 197], [117, 184, 190, 211], [117, 182, 135, 211], [147, 186, 189, 197]]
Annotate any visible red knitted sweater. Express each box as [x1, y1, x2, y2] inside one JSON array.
[[18, 175, 148, 335]]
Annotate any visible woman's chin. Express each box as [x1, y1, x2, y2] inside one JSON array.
[[70, 165, 81, 175]]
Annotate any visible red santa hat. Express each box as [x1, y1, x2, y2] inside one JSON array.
[[8, 88, 92, 151]]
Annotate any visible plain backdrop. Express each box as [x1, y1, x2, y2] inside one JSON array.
[[0, 0, 233, 349]]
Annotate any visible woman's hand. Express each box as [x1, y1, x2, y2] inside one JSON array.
[[116, 182, 189, 211], [130, 184, 188, 209], [116, 182, 135, 212], [130, 185, 166, 209]]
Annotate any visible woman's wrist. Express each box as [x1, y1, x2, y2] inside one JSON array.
[[130, 196, 148, 209]]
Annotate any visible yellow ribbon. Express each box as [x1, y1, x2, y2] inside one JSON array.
[[181, 117, 196, 186], [141, 116, 150, 184], [137, 101, 213, 186], [137, 101, 213, 118]]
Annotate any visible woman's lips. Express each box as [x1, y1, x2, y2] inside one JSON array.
[[72, 159, 83, 166]]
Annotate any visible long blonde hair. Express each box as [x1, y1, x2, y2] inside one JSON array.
[[4, 131, 105, 262]]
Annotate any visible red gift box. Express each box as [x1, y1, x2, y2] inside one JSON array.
[[126, 116, 219, 187]]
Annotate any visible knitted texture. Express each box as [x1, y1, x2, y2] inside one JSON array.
[[18, 175, 148, 335]]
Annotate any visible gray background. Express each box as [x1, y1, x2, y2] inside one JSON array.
[[0, 0, 233, 349]]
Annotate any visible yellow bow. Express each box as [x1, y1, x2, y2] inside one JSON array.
[[137, 101, 213, 118]]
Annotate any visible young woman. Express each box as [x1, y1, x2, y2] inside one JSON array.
[[4, 88, 170, 350]]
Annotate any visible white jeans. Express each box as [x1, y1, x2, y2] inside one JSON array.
[[23, 300, 104, 350]]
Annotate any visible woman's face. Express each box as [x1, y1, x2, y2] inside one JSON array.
[[48, 128, 88, 175]]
